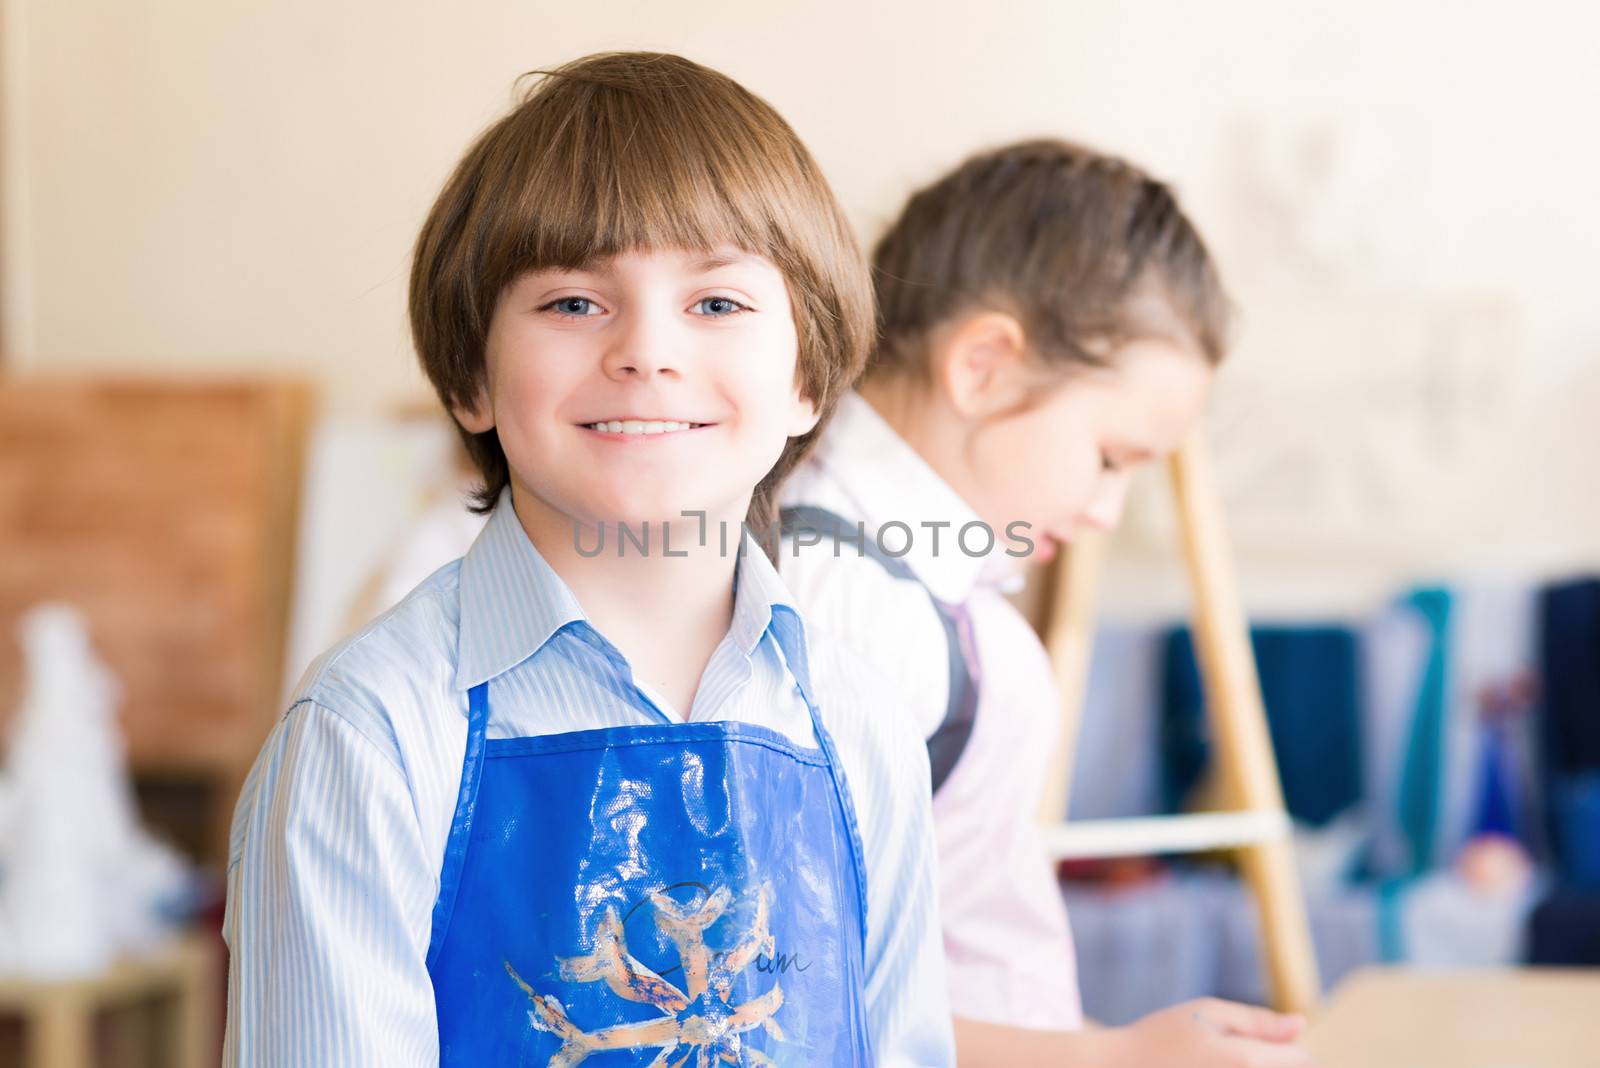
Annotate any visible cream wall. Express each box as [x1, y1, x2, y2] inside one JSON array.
[[5, 0, 1598, 612]]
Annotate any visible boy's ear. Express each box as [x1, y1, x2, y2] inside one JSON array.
[[785, 388, 823, 438], [451, 387, 495, 434], [934, 310, 1030, 418]]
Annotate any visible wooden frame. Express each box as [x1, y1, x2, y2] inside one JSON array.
[[1037, 430, 1322, 1013]]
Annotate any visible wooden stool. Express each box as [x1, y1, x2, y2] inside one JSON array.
[[0, 933, 218, 1068]]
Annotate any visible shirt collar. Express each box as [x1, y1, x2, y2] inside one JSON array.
[[454, 487, 585, 692], [455, 488, 812, 694], [804, 391, 1019, 603], [731, 529, 816, 701], [728, 528, 802, 656]]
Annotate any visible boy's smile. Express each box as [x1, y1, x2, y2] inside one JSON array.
[[453, 246, 819, 539], [580, 419, 713, 437]]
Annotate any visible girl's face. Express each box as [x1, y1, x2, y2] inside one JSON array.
[[961, 336, 1214, 565], [455, 246, 819, 538]]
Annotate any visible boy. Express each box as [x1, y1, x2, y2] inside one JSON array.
[[224, 53, 953, 1066], [780, 140, 1317, 1066]]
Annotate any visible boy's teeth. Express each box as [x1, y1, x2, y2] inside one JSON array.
[[590, 420, 695, 434]]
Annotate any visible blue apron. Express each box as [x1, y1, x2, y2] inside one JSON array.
[[426, 679, 875, 1067]]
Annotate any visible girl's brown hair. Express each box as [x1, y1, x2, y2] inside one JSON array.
[[409, 52, 872, 530], [868, 138, 1230, 380]]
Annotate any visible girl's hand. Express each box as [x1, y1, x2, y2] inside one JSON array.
[[1099, 998, 1319, 1068]]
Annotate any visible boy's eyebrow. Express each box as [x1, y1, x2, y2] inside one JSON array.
[[690, 251, 756, 273], [526, 262, 612, 281], [534, 252, 756, 277]]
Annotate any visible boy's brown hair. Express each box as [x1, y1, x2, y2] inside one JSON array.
[[868, 138, 1229, 381], [409, 52, 872, 528]]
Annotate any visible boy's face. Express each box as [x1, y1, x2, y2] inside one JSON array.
[[457, 246, 818, 536]]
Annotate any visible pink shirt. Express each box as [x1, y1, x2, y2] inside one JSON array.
[[779, 391, 1084, 1031]]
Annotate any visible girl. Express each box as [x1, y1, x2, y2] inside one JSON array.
[[780, 139, 1318, 1068]]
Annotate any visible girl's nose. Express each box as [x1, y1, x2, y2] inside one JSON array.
[[1078, 474, 1130, 533]]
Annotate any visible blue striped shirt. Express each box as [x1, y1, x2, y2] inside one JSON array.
[[222, 488, 955, 1066]]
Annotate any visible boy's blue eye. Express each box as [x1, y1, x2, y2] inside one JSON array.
[[545, 297, 599, 317], [692, 297, 748, 317]]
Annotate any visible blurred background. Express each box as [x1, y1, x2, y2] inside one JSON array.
[[1, 1, 1597, 1064]]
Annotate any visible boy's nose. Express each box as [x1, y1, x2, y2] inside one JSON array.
[[601, 311, 683, 381]]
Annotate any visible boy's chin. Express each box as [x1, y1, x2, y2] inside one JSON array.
[[576, 499, 746, 538]]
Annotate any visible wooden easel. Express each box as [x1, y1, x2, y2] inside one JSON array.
[[1035, 429, 1321, 1014]]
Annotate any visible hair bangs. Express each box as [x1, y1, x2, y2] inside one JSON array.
[[487, 65, 795, 288]]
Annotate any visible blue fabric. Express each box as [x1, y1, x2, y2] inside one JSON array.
[[1160, 625, 1362, 827], [1374, 877, 1410, 963], [427, 683, 873, 1067], [1508, 580, 1600, 955], [1395, 588, 1453, 875], [1553, 773, 1600, 889], [1471, 721, 1519, 840], [1539, 577, 1600, 879], [1527, 886, 1600, 965], [1539, 577, 1600, 773]]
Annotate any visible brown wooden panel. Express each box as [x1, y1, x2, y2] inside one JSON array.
[[0, 377, 310, 861]]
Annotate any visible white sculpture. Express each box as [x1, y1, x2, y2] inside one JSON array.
[[0, 603, 189, 979]]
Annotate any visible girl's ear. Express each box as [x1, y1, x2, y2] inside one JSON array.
[[932, 311, 1031, 418], [451, 386, 495, 434]]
